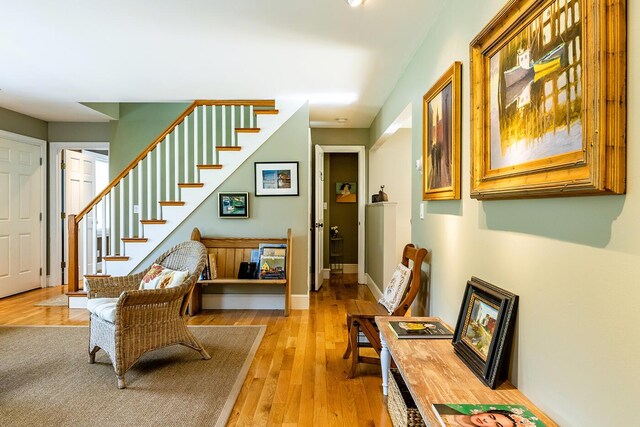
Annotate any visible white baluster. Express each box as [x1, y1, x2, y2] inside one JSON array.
[[82, 215, 88, 279], [184, 116, 189, 184], [110, 189, 115, 260], [101, 198, 107, 273], [241, 105, 246, 129], [249, 105, 254, 128], [231, 105, 237, 146], [174, 127, 179, 199], [156, 140, 162, 221], [119, 181, 124, 255], [147, 153, 152, 225], [194, 107, 199, 173], [203, 106, 209, 167], [212, 106, 218, 163], [222, 105, 227, 147], [138, 159, 143, 237], [165, 135, 171, 205], [128, 173, 134, 240], [91, 205, 98, 274]]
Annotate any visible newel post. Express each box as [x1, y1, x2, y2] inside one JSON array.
[[68, 214, 79, 292]]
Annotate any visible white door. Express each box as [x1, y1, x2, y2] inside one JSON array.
[[314, 145, 325, 291], [0, 137, 42, 298], [63, 150, 96, 281]]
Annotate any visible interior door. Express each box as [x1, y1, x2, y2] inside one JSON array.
[[314, 145, 325, 291], [63, 150, 96, 281], [0, 137, 42, 298]]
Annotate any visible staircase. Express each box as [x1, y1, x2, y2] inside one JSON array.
[[67, 100, 301, 300]]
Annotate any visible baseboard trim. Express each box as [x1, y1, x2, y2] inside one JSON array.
[[68, 296, 87, 309], [322, 263, 358, 279], [291, 294, 310, 310], [365, 274, 384, 300], [202, 293, 310, 311]]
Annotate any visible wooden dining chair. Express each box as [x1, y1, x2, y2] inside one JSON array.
[[342, 243, 428, 378]]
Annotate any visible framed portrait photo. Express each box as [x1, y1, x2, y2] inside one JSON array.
[[423, 61, 461, 200], [335, 181, 356, 203], [254, 162, 299, 196], [470, 0, 626, 199], [218, 192, 249, 218], [452, 277, 518, 389]]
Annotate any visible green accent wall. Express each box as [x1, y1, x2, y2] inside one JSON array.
[[48, 122, 110, 142], [0, 107, 47, 140], [369, 0, 640, 424]]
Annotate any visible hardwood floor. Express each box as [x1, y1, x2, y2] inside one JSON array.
[[0, 274, 392, 427]]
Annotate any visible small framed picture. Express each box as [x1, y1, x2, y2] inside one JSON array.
[[254, 162, 299, 196], [452, 277, 518, 389], [335, 182, 356, 203], [218, 192, 249, 218]]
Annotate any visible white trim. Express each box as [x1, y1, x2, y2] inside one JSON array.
[[316, 145, 366, 284], [48, 142, 109, 287], [365, 273, 384, 300], [322, 264, 358, 278], [307, 127, 313, 294], [0, 130, 47, 290], [291, 294, 309, 310]]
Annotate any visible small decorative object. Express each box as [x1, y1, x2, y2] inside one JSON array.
[[470, 0, 626, 199], [377, 185, 388, 202], [371, 194, 380, 203], [423, 62, 461, 200], [254, 161, 299, 196], [432, 404, 545, 427], [330, 225, 339, 238], [335, 182, 356, 203], [218, 192, 249, 218], [452, 277, 518, 389]]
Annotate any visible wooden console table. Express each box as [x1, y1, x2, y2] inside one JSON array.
[[376, 316, 557, 426]]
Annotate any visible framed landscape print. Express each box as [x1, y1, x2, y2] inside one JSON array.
[[452, 277, 518, 389], [254, 162, 299, 196], [218, 192, 249, 218], [423, 61, 461, 200], [470, 0, 626, 199]]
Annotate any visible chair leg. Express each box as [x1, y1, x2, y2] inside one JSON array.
[[346, 320, 359, 379], [88, 346, 99, 364], [117, 375, 126, 389], [199, 347, 211, 360], [342, 313, 353, 359]]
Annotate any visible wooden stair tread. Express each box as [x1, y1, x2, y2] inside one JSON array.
[[216, 146, 242, 152], [254, 109, 279, 115], [121, 237, 148, 243], [84, 275, 111, 279], [140, 219, 167, 224], [159, 201, 185, 206], [178, 183, 205, 188], [197, 164, 223, 170], [235, 128, 260, 133], [104, 256, 129, 261]]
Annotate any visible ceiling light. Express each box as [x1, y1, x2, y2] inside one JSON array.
[[345, 0, 365, 7]]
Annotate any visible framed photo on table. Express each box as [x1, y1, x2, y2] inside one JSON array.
[[452, 277, 518, 389], [422, 61, 461, 201], [218, 192, 249, 218], [254, 161, 299, 196], [469, 0, 626, 199]]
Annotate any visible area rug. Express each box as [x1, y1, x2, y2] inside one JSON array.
[[0, 325, 265, 427], [34, 294, 68, 306]]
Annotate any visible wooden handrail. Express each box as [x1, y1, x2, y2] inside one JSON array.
[[75, 99, 275, 222]]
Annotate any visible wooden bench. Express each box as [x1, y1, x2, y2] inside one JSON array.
[[189, 227, 292, 316]]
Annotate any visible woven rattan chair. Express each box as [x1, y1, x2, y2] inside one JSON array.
[[342, 243, 428, 378], [85, 240, 210, 389]]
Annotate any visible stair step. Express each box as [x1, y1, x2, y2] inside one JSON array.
[[140, 219, 167, 225], [255, 109, 279, 115], [197, 164, 223, 170], [235, 128, 260, 133], [159, 201, 186, 207], [66, 291, 88, 296], [216, 146, 242, 152], [104, 256, 129, 262], [178, 183, 205, 188], [84, 274, 111, 279], [121, 237, 148, 243]]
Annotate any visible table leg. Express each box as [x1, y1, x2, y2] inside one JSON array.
[[380, 328, 390, 396]]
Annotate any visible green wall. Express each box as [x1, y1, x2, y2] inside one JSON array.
[[136, 103, 310, 297], [370, 0, 639, 425], [48, 122, 110, 142], [0, 107, 47, 140]]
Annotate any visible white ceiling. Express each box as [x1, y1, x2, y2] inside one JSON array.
[[0, 0, 444, 127]]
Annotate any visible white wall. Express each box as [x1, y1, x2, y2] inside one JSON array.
[[368, 0, 639, 425], [369, 128, 412, 261]]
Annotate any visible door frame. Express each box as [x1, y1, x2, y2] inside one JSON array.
[[48, 142, 109, 287], [315, 145, 366, 285], [0, 129, 47, 290]]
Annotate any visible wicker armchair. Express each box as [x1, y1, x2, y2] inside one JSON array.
[[85, 240, 210, 389]]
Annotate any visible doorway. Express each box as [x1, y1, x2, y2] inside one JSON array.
[[313, 145, 365, 291], [0, 130, 46, 298]]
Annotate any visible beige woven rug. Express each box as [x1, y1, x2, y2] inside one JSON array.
[[34, 294, 68, 306], [0, 325, 265, 427]]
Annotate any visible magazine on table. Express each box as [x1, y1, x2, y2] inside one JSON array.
[[431, 403, 546, 427], [388, 320, 453, 339]]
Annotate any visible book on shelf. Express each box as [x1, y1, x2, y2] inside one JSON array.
[[388, 320, 453, 339], [258, 243, 287, 280], [431, 403, 546, 427]]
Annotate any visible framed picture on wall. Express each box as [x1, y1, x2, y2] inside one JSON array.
[[218, 192, 249, 218], [335, 182, 356, 203], [469, 0, 626, 199], [255, 162, 299, 196], [422, 61, 461, 200], [452, 277, 518, 389]]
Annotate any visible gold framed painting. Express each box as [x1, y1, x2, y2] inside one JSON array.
[[470, 0, 626, 199], [423, 61, 462, 200]]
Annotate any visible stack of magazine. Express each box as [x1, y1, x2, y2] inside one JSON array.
[[431, 404, 546, 427], [257, 243, 286, 279]]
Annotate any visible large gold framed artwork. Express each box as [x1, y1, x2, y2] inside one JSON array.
[[423, 62, 462, 200], [470, 0, 626, 199]]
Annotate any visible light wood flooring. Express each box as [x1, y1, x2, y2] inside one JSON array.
[[0, 274, 391, 426]]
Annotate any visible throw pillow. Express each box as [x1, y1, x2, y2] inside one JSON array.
[[378, 263, 412, 314], [139, 264, 189, 290]]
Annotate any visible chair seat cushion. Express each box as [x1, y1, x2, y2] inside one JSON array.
[[87, 298, 119, 323], [378, 263, 412, 314], [139, 263, 189, 290]]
